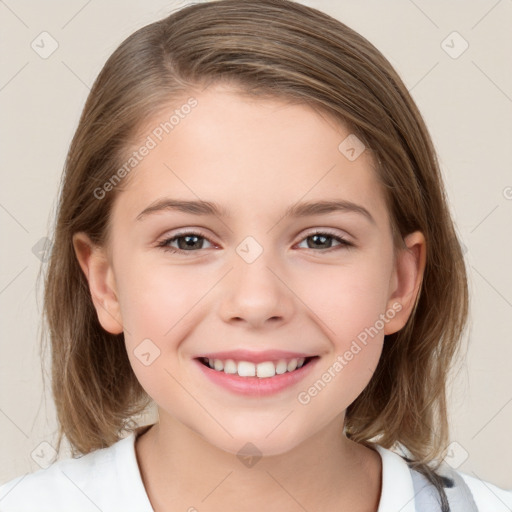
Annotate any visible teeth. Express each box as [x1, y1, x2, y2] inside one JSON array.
[[256, 362, 275, 378], [287, 359, 298, 372], [223, 359, 237, 374], [238, 361, 256, 377], [275, 360, 288, 374], [204, 357, 308, 378]]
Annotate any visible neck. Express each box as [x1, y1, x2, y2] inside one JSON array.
[[135, 411, 382, 512]]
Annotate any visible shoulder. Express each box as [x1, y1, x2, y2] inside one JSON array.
[[373, 444, 512, 512], [0, 441, 118, 511], [0, 429, 153, 512], [458, 471, 512, 511]]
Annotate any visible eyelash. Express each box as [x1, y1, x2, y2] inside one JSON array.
[[156, 229, 354, 255]]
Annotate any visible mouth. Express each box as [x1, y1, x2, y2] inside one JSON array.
[[193, 353, 320, 397], [196, 355, 318, 378]]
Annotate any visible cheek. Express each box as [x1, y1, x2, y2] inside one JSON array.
[[296, 256, 390, 399], [115, 260, 197, 398], [114, 257, 219, 381], [116, 255, 198, 336], [300, 256, 392, 342]]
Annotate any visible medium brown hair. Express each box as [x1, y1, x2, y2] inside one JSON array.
[[42, 0, 468, 505]]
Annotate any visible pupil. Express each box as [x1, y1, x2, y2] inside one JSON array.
[[180, 235, 201, 250], [309, 234, 330, 249]]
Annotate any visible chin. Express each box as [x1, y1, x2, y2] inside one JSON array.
[[200, 428, 302, 460]]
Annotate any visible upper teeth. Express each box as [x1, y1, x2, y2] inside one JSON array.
[[205, 358, 307, 378]]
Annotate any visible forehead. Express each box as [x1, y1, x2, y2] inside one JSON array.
[[112, 84, 388, 227]]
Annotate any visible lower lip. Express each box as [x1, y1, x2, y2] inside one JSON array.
[[193, 357, 319, 397]]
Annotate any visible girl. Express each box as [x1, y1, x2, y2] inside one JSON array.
[[1, 0, 510, 510]]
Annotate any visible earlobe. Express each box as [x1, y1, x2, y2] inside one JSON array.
[[72, 232, 124, 335], [384, 231, 426, 335]]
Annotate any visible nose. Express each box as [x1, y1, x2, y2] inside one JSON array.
[[217, 251, 295, 329]]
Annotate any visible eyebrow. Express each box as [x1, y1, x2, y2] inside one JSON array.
[[136, 198, 376, 225]]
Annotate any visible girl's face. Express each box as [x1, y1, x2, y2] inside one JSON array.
[[76, 84, 425, 456]]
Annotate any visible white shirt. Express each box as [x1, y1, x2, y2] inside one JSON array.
[[0, 427, 510, 511]]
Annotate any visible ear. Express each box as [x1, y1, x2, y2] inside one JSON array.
[[384, 231, 426, 335], [72, 232, 124, 335]]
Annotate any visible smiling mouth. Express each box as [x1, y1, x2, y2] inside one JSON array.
[[196, 356, 318, 378]]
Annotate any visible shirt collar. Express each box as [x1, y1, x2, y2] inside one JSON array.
[[121, 427, 418, 512], [374, 444, 417, 512], [114, 426, 154, 511]]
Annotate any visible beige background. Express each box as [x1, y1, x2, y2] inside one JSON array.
[[0, 0, 511, 490]]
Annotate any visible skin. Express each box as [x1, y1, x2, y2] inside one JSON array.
[[73, 84, 426, 512]]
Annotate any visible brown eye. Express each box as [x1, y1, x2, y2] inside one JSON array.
[[297, 231, 353, 251], [158, 231, 214, 254]]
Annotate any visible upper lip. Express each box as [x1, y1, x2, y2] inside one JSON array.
[[195, 349, 317, 364]]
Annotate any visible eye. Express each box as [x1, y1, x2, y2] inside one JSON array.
[[157, 230, 214, 255], [296, 230, 354, 251], [157, 229, 354, 255]]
